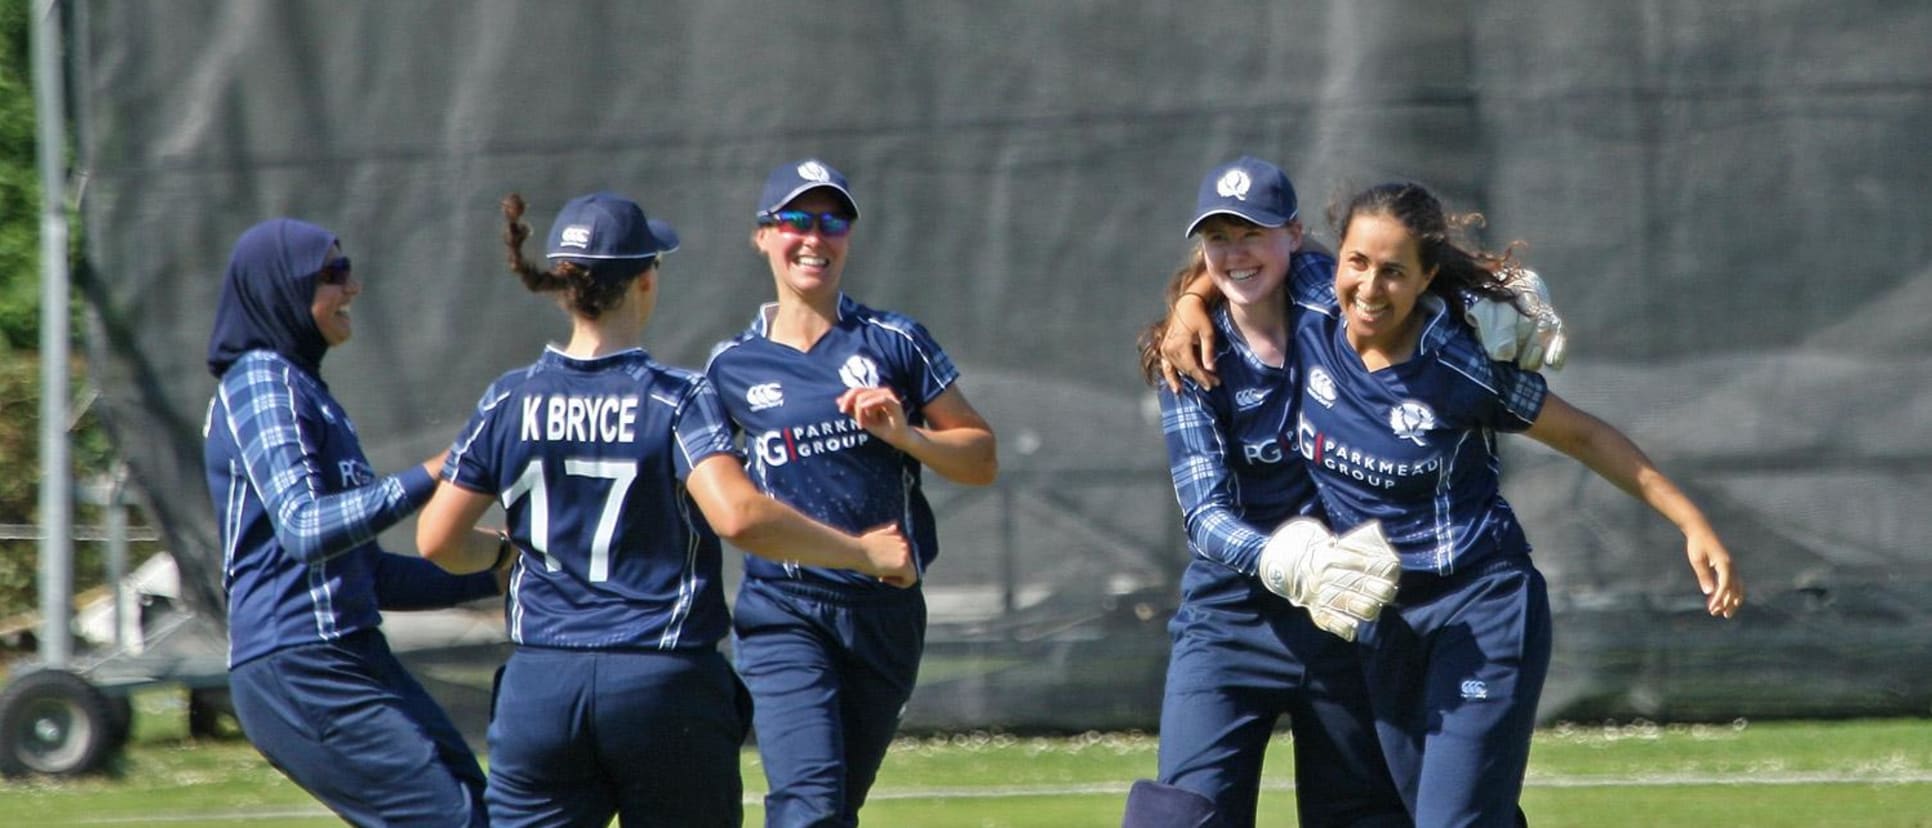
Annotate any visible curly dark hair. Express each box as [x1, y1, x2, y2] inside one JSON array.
[[1327, 181, 1524, 307], [500, 193, 654, 320]]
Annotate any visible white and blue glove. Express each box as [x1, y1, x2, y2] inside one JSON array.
[[1465, 268, 1568, 372], [1257, 518, 1401, 641]]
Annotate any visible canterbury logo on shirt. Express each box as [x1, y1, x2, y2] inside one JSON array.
[[746, 382, 785, 411]]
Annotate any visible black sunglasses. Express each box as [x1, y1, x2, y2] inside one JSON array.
[[317, 256, 353, 285]]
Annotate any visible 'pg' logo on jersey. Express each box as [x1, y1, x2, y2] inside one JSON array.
[[1242, 439, 1285, 465], [336, 459, 373, 487]]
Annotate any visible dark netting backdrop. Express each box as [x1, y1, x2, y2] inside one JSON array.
[[69, 1, 1932, 737]]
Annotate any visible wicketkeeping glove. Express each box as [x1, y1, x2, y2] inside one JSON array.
[[1257, 518, 1401, 641], [1464, 268, 1568, 372]]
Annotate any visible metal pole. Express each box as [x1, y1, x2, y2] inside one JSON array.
[[999, 478, 1017, 618], [32, 0, 74, 669]]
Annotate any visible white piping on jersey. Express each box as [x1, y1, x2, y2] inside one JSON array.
[[856, 314, 946, 395], [735, 294, 955, 404], [661, 484, 700, 649], [221, 459, 245, 585], [220, 458, 247, 668], [448, 385, 517, 471], [1428, 429, 1477, 574], [509, 561, 527, 645], [902, 465, 924, 578], [748, 294, 854, 338], [666, 383, 702, 468]]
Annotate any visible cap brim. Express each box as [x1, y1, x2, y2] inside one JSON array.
[[647, 218, 680, 255], [764, 184, 860, 219], [1183, 208, 1295, 238]]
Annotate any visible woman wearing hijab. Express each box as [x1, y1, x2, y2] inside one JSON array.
[[203, 218, 503, 827]]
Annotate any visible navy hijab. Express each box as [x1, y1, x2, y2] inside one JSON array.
[[206, 218, 337, 378]]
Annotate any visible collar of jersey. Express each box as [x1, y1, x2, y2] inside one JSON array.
[[753, 291, 856, 337], [539, 344, 652, 369], [1411, 294, 1458, 356], [1212, 304, 1285, 373]]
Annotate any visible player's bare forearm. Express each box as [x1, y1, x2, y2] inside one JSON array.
[[1528, 394, 1742, 615], [900, 425, 999, 486], [416, 483, 498, 574], [1158, 273, 1220, 392], [900, 387, 999, 486], [687, 456, 916, 582]]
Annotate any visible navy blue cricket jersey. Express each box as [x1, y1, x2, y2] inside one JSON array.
[[206, 350, 499, 669], [1288, 267, 1548, 574], [705, 294, 957, 588], [1159, 300, 1320, 576], [441, 347, 739, 650]]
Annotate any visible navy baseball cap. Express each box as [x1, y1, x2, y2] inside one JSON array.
[[545, 192, 680, 270], [1183, 156, 1298, 237], [757, 159, 860, 219]]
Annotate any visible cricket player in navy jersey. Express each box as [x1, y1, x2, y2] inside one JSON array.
[[1122, 157, 1410, 828], [1286, 181, 1744, 826], [705, 160, 999, 827], [414, 192, 918, 828], [203, 218, 504, 827]]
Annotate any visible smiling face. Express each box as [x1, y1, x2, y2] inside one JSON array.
[[309, 243, 359, 347], [755, 189, 853, 300], [1197, 215, 1299, 309], [1335, 211, 1436, 353]]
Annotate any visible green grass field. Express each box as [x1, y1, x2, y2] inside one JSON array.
[[5, 688, 1932, 826]]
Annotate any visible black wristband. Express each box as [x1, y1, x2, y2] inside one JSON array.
[[492, 531, 516, 570]]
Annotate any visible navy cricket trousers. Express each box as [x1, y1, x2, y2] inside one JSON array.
[[1359, 555, 1551, 828], [228, 628, 487, 828], [734, 577, 926, 828], [485, 645, 751, 828], [1157, 571, 1409, 828]]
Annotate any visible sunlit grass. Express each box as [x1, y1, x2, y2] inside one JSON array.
[[5, 687, 1932, 826]]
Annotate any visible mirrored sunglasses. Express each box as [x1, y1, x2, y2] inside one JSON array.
[[761, 210, 853, 238]]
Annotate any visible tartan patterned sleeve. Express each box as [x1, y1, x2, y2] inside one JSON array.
[[1287, 249, 1338, 312], [215, 354, 434, 566], [1158, 382, 1269, 574]]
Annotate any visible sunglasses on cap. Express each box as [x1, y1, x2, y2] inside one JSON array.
[[760, 210, 854, 238], [317, 256, 353, 285]]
